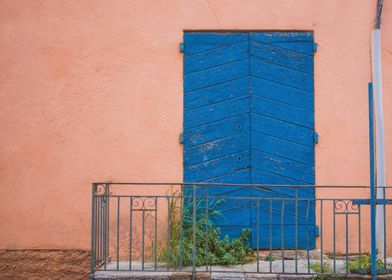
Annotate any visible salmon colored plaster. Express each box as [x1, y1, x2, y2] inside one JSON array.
[[0, 0, 391, 253]]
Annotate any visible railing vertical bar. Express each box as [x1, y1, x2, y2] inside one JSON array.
[[205, 185, 209, 272], [192, 185, 197, 280], [295, 188, 298, 274], [98, 197, 105, 262], [256, 200, 260, 273], [383, 187, 387, 269], [142, 201, 145, 271], [281, 200, 285, 273], [179, 185, 184, 271], [306, 199, 310, 273], [345, 212, 349, 274], [358, 205, 362, 270], [369, 82, 377, 280], [333, 200, 336, 273], [320, 200, 324, 274], [90, 184, 96, 280], [103, 195, 107, 271], [106, 184, 110, 267], [166, 197, 171, 271], [129, 197, 133, 271], [98, 196, 102, 264], [117, 197, 120, 271], [94, 194, 98, 264], [269, 200, 272, 273], [154, 196, 158, 271]]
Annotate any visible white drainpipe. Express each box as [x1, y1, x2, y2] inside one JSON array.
[[371, 29, 385, 257]]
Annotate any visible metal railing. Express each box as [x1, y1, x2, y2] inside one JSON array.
[[90, 183, 391, 279]]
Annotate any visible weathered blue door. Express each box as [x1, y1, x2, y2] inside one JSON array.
[[183, 32, 315, 249]]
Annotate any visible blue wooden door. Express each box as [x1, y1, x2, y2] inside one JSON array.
[[183, 32, 315, 249]]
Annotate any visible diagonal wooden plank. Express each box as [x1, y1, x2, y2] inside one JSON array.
[[184, 133, 249, 166], [184, 96, 249, 129], [251, 77, 313, 111], [184, 77, 248, 111], [183, 114, 250, 147], [250, 40, 313, 74], [251, 130, 314, 164], [252, 113, 314, 147], [250, 199, 315, 225], [250, 224, 316, 249], [185, 59, 249, 92], [250, 32, 313, 43], [251, 58, 313, 92], [185, 40, 249, 74], [184, 150, 250, 182], [250, 32, 314, 55], [252, 96, 314, 129], [252, 150, 314, 184], [184, 32, 248, 56]]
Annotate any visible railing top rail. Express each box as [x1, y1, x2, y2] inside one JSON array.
[[92, 182, 392, 189]]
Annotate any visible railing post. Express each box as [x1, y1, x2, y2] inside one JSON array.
[[192, 184, 197, 280], [205, 185, 209, 272], [179, 184, 184, 271], [90, 183, 97, 280], [369, 82, 377, 280], [105, 183, 110, 267]]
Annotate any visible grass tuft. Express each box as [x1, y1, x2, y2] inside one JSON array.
[[159, 189, 254, 267]]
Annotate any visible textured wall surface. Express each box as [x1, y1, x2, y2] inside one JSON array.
[[0, 0, 391, 253], [0, 250, 90, 280]]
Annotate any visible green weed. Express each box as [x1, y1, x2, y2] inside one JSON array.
[[309, 261, 332, 280], [159, 190, 254, 267], [309, 261, 332, 273], [264, 253, 274, 261], [344, 253, 384, 271]]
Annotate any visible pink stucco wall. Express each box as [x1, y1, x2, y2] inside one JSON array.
[[0, 0, 391, 252]]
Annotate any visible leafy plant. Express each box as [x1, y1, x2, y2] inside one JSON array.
[[345, 253, 384, 272], [264, 253, 274, 261], [309, 262, 332, 280], [309, 262, 332, 273], [159, 190, 254, 267]]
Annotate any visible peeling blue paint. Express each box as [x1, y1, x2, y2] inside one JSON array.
[[183, 32, 315, 249]]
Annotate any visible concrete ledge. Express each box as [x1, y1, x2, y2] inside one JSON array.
[[94, 271, 210, 280], [94, 271, 392, 280]]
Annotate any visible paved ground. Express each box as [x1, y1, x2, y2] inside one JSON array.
[[94, 259, 392, 279], [94, 252, 392, 279]]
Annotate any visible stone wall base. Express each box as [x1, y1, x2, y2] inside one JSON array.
[[0, 249, 90, 280]]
